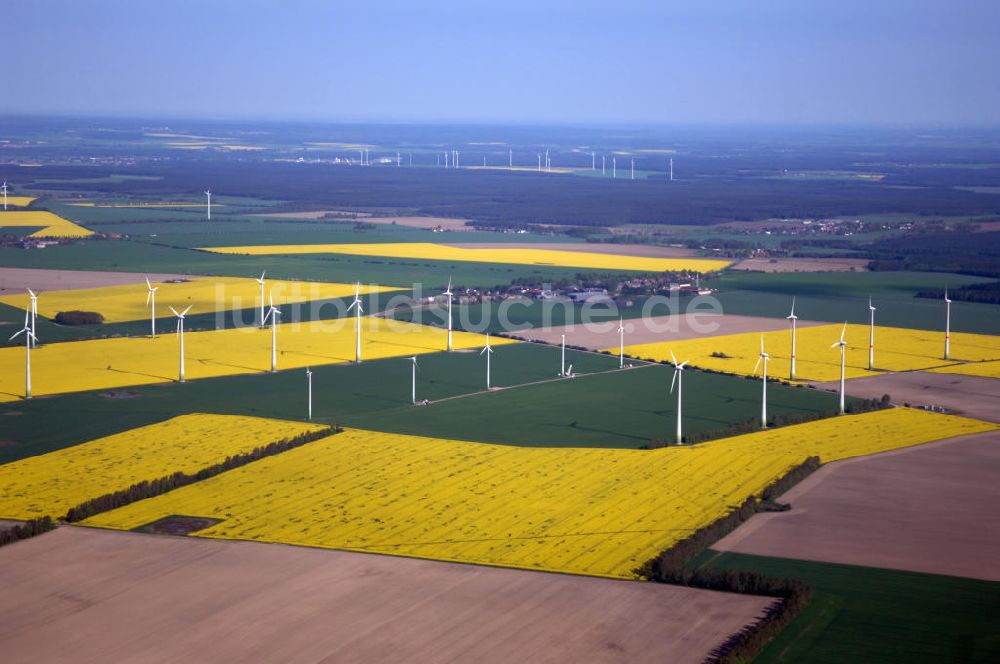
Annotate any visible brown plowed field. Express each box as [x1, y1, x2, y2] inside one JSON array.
[[0, 528, 776, 663], [517, 314, 825, 350], [0, 267, 197, 295], [714, 429, 1000, 581], [824, 370, 1000, 423]]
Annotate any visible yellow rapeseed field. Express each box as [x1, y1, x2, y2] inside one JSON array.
[[0, 277, 397, 323], [199, 242, 733, 273], [0, 318, 513, 402], [927, 359, 1000, 380], [0, 414, 326, 520], [1, 196, 37, 207], [84, 408, 994, 578], [615, 323, 1000, 383], [0, 210, 94, 238]]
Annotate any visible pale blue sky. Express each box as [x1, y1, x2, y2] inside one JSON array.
[[4, 0, 999, 126]]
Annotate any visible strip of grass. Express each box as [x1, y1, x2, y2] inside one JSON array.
[[0, 342, 842, 461], [694, 551, 1000, 663]]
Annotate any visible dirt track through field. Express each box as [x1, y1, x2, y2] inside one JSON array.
[[518, 314, 825, 350], [827, 370, 1000, 423], [0, 267, 199, 295], [0, 528, 774, 663], [713, 429, 1000, 581]]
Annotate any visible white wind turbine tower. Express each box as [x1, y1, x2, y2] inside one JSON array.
[[537, 153, 542, 171], [263, 291, 280, 373], [612, 157, 617, 178], [409, 355, 419, 404], [944, 288, 952, 360], [831, 322, 848, 414], [397, 152, 401, 167], [617, 318, 625, 369], [631, 158, 635, 180], [347, 281, 364, 363], [669, 158, 674, 181], [1, 180, 7, 210], [509, 149, 513, 169], [256, 271, 267, 328], [205, 190, 212, 220], [443, 278, 454, 351], [26, 288, 38, 348], [669, 350, 689, 445], [145, 278, 159, 337], [169, 305, 192, 382], [602, 155, 606, 175], [560, 333, 566, 376], [753, 335, 770, 429], [481, 334, 494, 389], [868, 296, 877, 370], [306, 368, 313, 421], [787, 298, 798, 380], [9, 310, 36, 399], [591, 152, 596, 170]]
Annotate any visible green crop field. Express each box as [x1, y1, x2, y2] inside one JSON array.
[[696, 551, 1000, 663], [0, 341, 844, 462]]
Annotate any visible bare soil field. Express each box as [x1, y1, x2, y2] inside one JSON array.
[[251, 209, 371, 220], [729, 257, 869, 272], [714, 429, 1000, 581], [0, 528, 774, 664], [445, 242, 699, 258], [0, 267, 197, 295], [517, 314, 824, 350], [821, 371, 1000, 423]]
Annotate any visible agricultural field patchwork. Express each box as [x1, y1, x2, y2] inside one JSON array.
[[616, 323, 1000, 383], [84, 409, 995, 578], [0, 210, 94, 238], [199, 242, 733, 273], [0, 277, 397, 323], [0, 413, 325, 520], [0, 318, 512, 402], [927, 359, 1000, 380], [1, 196, 37, 207]]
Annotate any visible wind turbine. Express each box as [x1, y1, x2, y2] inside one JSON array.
[[591, 151, 596, 170], [669, 350, 689, 445], [537, 154, 541, 171], [631, 158, 635, 180], [443, 278, 454, 351], [669, 158, 674, 181], [409, 355, 419, 404], [9, 310, 36, 399], [831, 322, 848, 414], [613, 157, 617, 179], [944, 288, 952, 360], [1, 180, 7, 210], [169, 305, 192, 382], [868, 296, 877, 370], [263, 291, 280, 373], [787, 298, 798, 380], [26, 289, 38, 349], [509, 149, 513, 169], [752, 335, 769, 429], [306, 368, 313, 421], [481, 334, 494, 389], [560, 333, 566, 376], [205, 190, 212, 220], [145, 278, 159, 337], [602, 155, 606, 175], [617, 318, 625, 369], [347, 281, 364, 363], [256, 271, 267, 328]]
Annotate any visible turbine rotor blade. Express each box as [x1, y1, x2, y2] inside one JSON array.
[[670, 349, 678, 366], [181, 305, 192, 316], [670, 368, 678, 393], [753, 356, 761, 375]]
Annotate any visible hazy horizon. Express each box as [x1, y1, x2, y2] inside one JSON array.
[[5, 1, 1000, 128]]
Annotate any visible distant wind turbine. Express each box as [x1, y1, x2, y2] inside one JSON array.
[[944, 288, 952, 360], [830, 322, 848, 414], [631, 158, 635, 180], [169, 305, 193, 382], [669, 157, 674, 181], [613, 157, 617, 179], [1, 180, 7, 210], [205, 190, 212, 220], [753, 335, 769, 429], [347, 281, 364, 363], [591, 151, 596, 170], [26, 288, 38, 349], [537, 153, 542, 171], [602, 155, 606, 175], [409, 355, 419, 404], [145, 278, 159, 338], [444, 278, 454, 351], [669, 350, 689, 445], [560, 333, 566, 376], [787, 298, 798, 380], [617, 318, 625, 369], [263, 291, 280, 373], [306, 367, 313, 421], [868, 296, 877, 370], [509, 149, 513, 169], [481, 334, 494, 389], [9, 310, 36, 399], [256, 271, 267, 328]]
